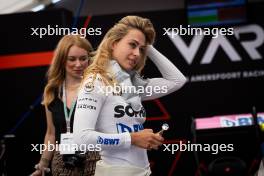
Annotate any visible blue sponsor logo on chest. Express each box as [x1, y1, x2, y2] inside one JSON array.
[[116, 123, 144, 133]]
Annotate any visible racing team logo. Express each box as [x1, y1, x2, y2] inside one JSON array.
[[84, 81, 94, 93]]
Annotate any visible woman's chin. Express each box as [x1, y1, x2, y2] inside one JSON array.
[[125, 67, 134, 72], [120, 64, 134, 72], [73, 74, 83, 79], [127, 63, 137, 70]]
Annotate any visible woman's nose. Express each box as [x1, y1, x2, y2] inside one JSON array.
[[133, 48, 140, 57], [75, 59, 82, 67]]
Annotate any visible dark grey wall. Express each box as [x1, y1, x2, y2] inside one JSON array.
[[53, 0, 264, 16]]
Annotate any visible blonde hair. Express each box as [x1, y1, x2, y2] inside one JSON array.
[[42, 35, 93, 106], [83, 16, 155, 85]]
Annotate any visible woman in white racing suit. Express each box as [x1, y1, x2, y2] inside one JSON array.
[[73, 15, 187, 176]]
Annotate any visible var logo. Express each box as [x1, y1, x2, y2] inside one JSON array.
[[167, 24, 264, 64]]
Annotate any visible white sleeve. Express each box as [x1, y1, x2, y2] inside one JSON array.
[[141, 45, 187, 101], [73, 75, 131, 150]]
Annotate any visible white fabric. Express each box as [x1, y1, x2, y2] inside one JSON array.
[[257, 160, 264, 176], [108, 60, 144, 111], [142, 45, 186, 100], [73, 45, 186, 169]]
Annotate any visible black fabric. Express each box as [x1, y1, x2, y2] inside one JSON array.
[[48, 93, 75, 143]]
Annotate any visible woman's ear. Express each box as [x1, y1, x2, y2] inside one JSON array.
[[111, 41, 117, 50]]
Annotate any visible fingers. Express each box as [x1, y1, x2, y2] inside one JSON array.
[[30, 170, 41, 176], [150, 136, 164, 149], [144, 129, 153, 133], [145, 129, 164, 142], [131, 129, 165, 150], [147, 143, 158, 150], [147, 133, 164, 150], [150, 137, 163, 146], [154, 132, 164, 142]]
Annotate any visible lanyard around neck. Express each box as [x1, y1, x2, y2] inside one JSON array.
[[63, 81, 77, 133]]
